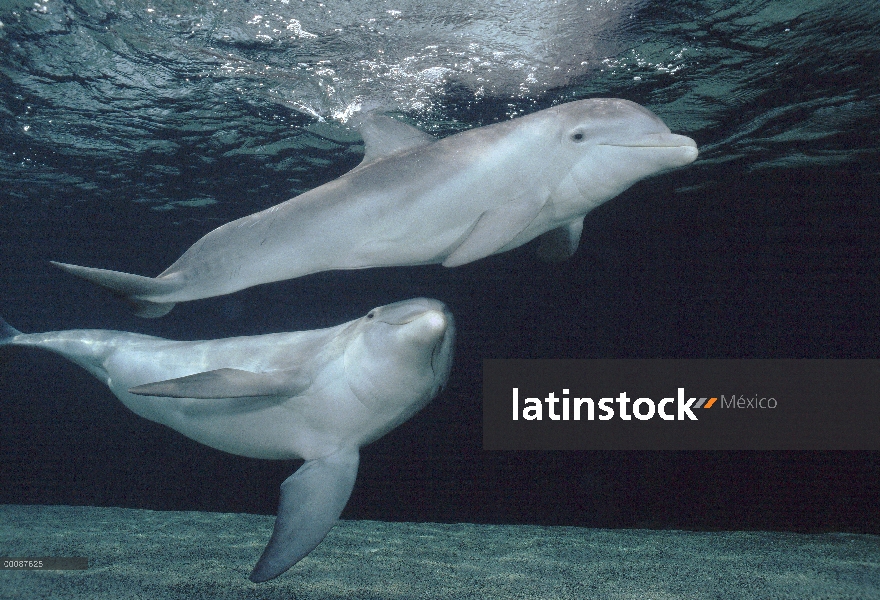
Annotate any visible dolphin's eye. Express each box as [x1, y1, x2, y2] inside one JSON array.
[[570, 131, 586, 142], [366, 312, 375, 319]]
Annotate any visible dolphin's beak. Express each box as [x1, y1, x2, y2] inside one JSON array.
[[392, 309, 450, 354]]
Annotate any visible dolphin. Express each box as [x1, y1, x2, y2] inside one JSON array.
[[51, 98, 698, 317], [0, 298, 455, 582]]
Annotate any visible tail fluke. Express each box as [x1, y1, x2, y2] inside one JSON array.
[[50, 261, 176, 318], [1, 317, 23, 367], [1, 316, 22, 344]]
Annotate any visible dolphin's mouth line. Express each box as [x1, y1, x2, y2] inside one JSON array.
[[429, 331, 447, 380], [342, 346, 374, 411], [377, 312, 422, 325], [598, 143, 697, 149], [378, 309, 433, 326]]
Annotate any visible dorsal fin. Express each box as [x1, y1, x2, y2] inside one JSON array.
[[355, 114, 436, 167]]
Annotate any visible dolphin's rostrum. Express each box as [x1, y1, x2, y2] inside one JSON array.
[[52, 98, 698, 317], [0, 298, 455, 582]]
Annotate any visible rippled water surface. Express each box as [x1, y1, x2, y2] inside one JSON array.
[[2, 0, 878, 208]]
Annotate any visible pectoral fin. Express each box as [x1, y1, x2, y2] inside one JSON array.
[[442, 199, 546, 268], [535, 217, 584, 262], [128, 367, 311, 398], [249, 448, 360, 582]]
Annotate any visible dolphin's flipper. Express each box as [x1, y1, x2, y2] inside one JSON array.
[[49, 261, 176, 318], [442, 198, 546, 268], [356, 114, 436, 167], [535, 217, 585, 262], [250, 448, 360, 582], [128, 367, 312, 398]]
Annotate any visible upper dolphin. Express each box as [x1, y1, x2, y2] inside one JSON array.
[[1, 298, 455, 581], [52, 98, 698, 317]]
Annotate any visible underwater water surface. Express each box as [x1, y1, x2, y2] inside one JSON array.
[[1, 0, 879, 565]]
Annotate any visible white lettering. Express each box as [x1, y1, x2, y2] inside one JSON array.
[[545, 392, 561, 420], [659, 397, 675, 420], [677, 387, 697, 420], [574, 397, 594, 420], [523, 397, 542, 420], [598, 398, 614, 420], [512, 388, 518, 420], [632, 398, 655, 420], [616, 392, 632, 420]]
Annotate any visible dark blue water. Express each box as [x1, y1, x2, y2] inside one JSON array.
[[1, 0, 878, 533]]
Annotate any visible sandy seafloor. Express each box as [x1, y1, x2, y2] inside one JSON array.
[[1, 505, 878, 599]]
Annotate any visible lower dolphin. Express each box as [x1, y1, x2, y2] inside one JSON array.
[[51, 98, 698, 317], [0, 298, 455, 582]]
